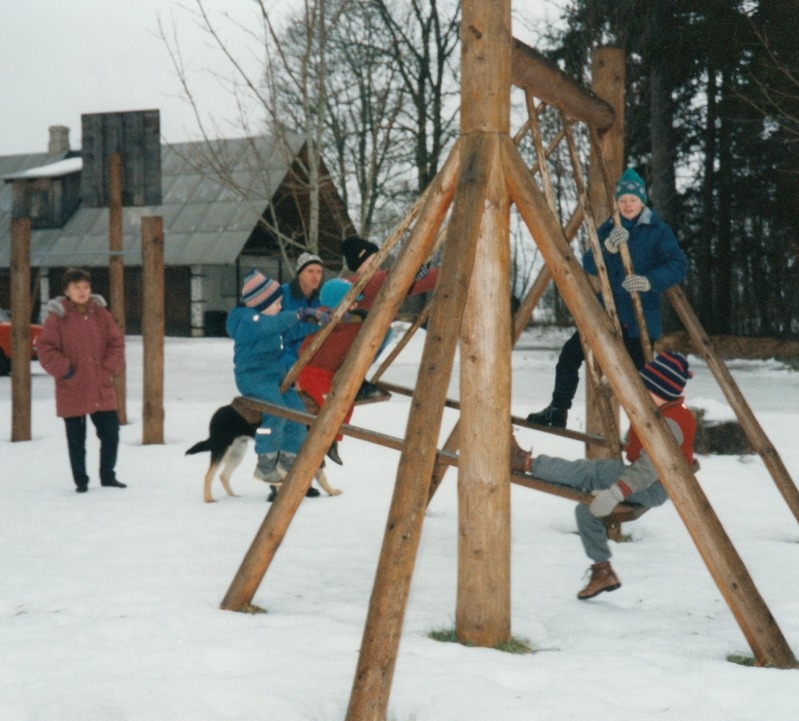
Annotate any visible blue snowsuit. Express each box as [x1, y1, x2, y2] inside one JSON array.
[[225, 304, 308, 456]]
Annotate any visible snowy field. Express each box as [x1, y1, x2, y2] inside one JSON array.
[[2, 325, 798, 721]]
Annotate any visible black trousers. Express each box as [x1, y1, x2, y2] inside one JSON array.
[[551, 329, 650, 410], [64, 411, 120, 487]]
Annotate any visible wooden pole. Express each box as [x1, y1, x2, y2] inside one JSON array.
[[454, 0, 512, 650], [344, 134, 492, 721], [504, 136, 796, 669], [220, 142, 461, 614], [667, 286, 799, 526], [456, 160, 512, 643], [141, 217, 164, 445], [108, 152, 127, 424], [586, 47, 626, 459], [10, 218, 32, 442]]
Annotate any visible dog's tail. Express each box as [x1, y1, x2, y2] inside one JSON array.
[[185, 439, 212, 456]]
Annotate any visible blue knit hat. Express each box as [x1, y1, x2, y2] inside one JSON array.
[[241, 269, 283, 312], [639, 351, 693, 400], [320, 278, 363, 308], [615, 168, 647, 204]]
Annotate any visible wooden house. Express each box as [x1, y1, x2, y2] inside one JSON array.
[[0, 125, 356, 336]]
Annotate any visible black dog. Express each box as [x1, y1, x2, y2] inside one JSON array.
[[186, 403, 341, 503]]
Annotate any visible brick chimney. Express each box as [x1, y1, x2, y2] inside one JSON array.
[[48, 125, 70, 155]]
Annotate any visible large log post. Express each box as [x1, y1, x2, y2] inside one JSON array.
[[108, 153, 127, 425], [454, 0, 512, 649], [504, 137, 796, 669], [586, 47, 625, 459], [10, 218, 32, 442], [345, 134, 492, 721]]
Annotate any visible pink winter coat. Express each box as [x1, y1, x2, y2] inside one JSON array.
[[38, 295, 125, 418]]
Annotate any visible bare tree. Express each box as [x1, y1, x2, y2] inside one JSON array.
[[158, 0, 351, 266], [370, 0, 461, 195]]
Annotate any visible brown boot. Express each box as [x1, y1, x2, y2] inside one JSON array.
[[510, 433, 532, 474], [577, 561, 621, 600]]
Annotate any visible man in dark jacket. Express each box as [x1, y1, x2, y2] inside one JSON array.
[[38, 268, 126, 492], [526, 168, 688, 429]]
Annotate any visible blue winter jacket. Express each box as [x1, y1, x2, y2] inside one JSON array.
[[225, 304, 302, 394], [582, 207, 687, 339], [278, 277, 321, 372]]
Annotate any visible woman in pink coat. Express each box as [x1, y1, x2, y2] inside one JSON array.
[[38, 268, 126, 493]]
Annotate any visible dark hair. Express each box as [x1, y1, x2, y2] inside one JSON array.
[[62, 267, 92, 291]]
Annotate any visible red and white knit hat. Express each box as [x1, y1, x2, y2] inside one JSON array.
[[639, 351, 693, 400], [241, 270, 283, 312]]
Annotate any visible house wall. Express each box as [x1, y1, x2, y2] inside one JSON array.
[[40, 266, 192, 336]]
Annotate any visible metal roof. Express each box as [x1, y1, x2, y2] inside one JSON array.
[[0, 134, 306, 268]]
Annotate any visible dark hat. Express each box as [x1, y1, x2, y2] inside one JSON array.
[[342, 235, 379, 272], [320, 278, 363, 308], [615, 168, 647, 204], [295, 252, 323, 275], [639, 351, 693, 400], [241, 269, 283, 312]]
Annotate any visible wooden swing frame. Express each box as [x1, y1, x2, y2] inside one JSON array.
[[219, 4, 797, 719]]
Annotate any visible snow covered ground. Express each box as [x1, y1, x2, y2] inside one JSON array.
[[2, 325, 798, 721]]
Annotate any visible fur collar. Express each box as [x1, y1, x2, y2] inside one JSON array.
[[46, 294, 108, 318]]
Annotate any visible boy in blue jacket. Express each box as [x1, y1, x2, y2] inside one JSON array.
[[527, 168, 688, 428], [226, 270, 328, 496]]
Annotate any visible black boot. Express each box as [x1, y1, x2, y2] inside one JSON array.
[[526, 405, 568, 428], [327, 441, 343, 465], [355, 380, 391, 403], [101, 479, 127, 488]]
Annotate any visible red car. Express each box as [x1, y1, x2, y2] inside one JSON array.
[[0, 309, 42, 376]]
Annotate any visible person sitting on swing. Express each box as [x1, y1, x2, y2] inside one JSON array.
[[513, 351, 696, 600]]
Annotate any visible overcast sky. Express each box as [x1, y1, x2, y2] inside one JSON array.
[[1, 0, 560, 157]]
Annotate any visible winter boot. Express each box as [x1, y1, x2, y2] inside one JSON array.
[[526, 404, 568, 429], [577, 561, 621, 600], [254, 453, 284, 483], [327, 441, 344, 465], [267, 484, 320, 502], [510, 433, 532, 474], [355, 380, 391, 404], [277, 451, 297, 477]]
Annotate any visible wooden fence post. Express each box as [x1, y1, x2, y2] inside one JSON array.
[[141, 216, 164, 445], [10, 218, 32, 442], [109, 152, 127, 424]]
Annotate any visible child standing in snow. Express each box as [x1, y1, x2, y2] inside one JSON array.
[[38, 268, 126, 493], [225, 270, 328, 499]]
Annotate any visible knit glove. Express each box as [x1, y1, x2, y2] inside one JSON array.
[[604, 225, 629, 254], [414, 263, 430, 282], [589, 483, 626, 517], [621, 274, 651, 293], [297, 307, 331, 326]]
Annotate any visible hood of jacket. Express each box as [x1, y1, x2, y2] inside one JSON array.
[[46, 294, 108, 318]]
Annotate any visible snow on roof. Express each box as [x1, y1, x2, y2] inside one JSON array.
[[3, 156, 83, 180]]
